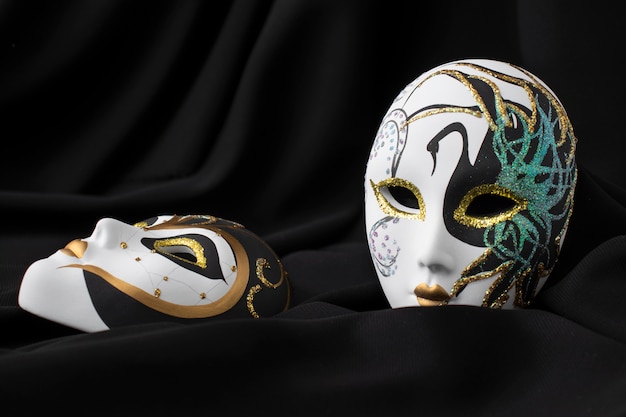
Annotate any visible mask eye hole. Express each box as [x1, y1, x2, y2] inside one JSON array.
[[465, 193, 517, 217], [454, 184, 528, 228], [388, 184, 420, 209], [370, 178, 425, 220], [160, 245, 197, 262], [153, 237, 207, 268]]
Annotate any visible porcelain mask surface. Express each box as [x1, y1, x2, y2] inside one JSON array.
[[364, 59, 577, 309], [18, 214, 290, 331]]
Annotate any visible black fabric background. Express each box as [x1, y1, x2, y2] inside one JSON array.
[[1, 1, 626, 416]]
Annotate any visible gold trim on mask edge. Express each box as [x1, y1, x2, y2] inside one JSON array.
[[62, 228, 250, 319]]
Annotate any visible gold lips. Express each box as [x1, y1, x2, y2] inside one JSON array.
[[59, 239, 87, 258], [414, 283, 450, 306]]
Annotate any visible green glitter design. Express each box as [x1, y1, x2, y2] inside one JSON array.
[[484, 96, 575, 304]]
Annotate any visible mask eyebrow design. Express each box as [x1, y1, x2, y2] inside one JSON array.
[[426, 121, 470, 175]]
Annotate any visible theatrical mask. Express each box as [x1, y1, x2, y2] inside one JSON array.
[[364, 59, 577, 309], [19, 214, 290, 332]]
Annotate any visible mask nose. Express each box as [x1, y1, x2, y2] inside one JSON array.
[[414, 215, 456, 278], [417, 252, 455, 277], [417, 258, 453, 274], [412, 216, 457, 306], [88, 217, 134, 249]]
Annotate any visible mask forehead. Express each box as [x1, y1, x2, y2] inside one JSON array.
[[394, 77, 492, 197]]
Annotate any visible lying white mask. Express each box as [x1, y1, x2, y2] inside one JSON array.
[[19, 214, 290, 332], [365, 58, 577, 309]]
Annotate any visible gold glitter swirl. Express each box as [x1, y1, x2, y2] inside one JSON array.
[[246, 258, 287, 319], [403, 107, 483, 129], [255, 258, 283, 289], [485, 277, 515, 309], [450, 248, 529, 308], [370, 178, 425, 220], [513, 268, 533, 307], [453, 183, 528, 228], [451, 258, 514, 302], [246, 285, 263, 319], [461, 247, 493, 276], [454, 61, 576, 147], [405, 62, 576, 158]]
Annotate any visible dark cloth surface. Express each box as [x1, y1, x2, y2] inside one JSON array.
[[1, 1, 626, 416]]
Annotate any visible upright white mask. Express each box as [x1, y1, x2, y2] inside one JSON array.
[[18, 214, 290, 332], [365, 59, 577, 309]]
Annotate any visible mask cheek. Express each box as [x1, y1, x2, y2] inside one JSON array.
[[373, 224, 421, 308], [367, 218, 400, 274], [372, 213, 492, 309], [18, 258, 109, 332]]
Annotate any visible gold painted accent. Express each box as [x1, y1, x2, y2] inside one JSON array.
[[370, 178, 425, 220], [246, 285, 263, 319], [120, 242, 128, 249], [59, 239, 87, 258], [133, 221, 149, 229], [454, 183, 527, 228], [154, 288, 161, 298], [143, 215, 225, 231], [61, 230, 251, 319], [135, 257, 141, 262], [153, 237, 207, 269]]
